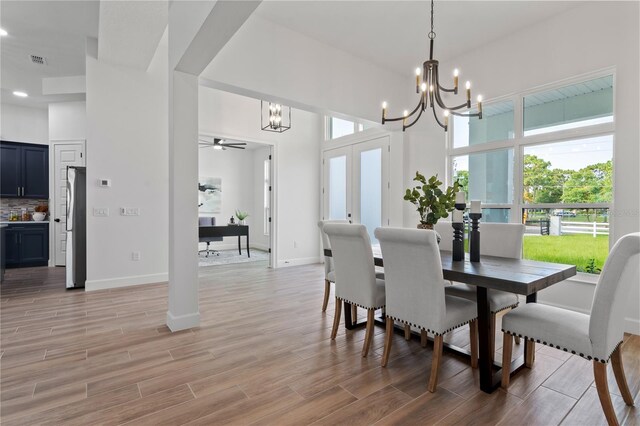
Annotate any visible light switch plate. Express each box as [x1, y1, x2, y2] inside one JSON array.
[[93, 207, 109, 217], [120, 207, 140, 216]]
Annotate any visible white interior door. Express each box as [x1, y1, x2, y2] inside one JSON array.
[[323, 146, 352, 221], [352, 137, 390, 244], [323, 136, 390, 243], [53, 142, 85, 266]]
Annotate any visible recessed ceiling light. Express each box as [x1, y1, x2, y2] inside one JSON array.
[[0, 28, 7, 36], [13, 91, 28, 98]]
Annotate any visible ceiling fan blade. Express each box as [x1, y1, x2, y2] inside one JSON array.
[[225, 145, 245, 150], [223, 143, 247, 147]]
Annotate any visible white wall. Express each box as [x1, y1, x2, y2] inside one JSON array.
[[201, 14, 412, 124], [84, 30, 169, 290], [404, 2, 640, 332], [199, 87, 322, 266], [198, 146, 261, 249], [0, 103, 48, 144], [48, 102, 86, 141]]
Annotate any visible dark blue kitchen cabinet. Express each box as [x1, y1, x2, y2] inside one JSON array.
[[0, 141, 49, 199], [4, 224, 49, 268]]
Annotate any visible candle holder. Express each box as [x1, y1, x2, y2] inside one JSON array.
[[469, 212, 482, 262], [452, 222, 465, 261], [454, 202, 466, 211]]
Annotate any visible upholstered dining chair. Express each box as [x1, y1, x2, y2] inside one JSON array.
[[375, 227, 478, 392], [318, 220, 349, 312], [501, 232, 639, 426], [436, 222, 525, 354], [323, 223, 385, 357]]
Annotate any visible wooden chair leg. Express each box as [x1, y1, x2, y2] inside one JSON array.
[[382, 317, 394, 367], [330, 297, 341, 340], [501, 333, 513, 388], [428, 335, 444, 393], [469, 319, 478, 368], [421, 329, 428, 348], [594, 361, 620, 426], [404, 324, 411, 340], [611, 345, 634, 406], [525, 340, 535, 368], [362, 309, 375, 357], [322, 280, 331, 312], [351, 304, 358, 325]]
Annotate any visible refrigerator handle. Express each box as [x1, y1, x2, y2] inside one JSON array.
[[66, 167, 74, 232]]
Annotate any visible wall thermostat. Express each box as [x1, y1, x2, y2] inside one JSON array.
[[98, 178, 111, 187]]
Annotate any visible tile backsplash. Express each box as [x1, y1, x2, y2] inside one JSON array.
[[0, 198, 49, 221]]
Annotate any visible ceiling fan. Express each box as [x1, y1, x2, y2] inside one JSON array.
[[198, 138, 247, 150]]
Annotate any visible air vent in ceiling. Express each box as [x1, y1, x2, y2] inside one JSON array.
[[29, 54, 47, 65]]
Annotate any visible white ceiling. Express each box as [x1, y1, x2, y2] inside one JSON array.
[[0, 0, 99, 108], [254, 1, 583, 77]]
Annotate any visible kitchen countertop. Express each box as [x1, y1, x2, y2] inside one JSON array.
[[1, 221, 50, 224]]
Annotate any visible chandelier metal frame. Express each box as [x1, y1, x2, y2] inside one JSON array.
[[381, 0, 483, 132]]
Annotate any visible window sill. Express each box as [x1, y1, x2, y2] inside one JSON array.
[[565, 271, 599, 286]]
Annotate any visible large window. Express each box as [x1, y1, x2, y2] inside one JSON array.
[[450, 72, 614, 273]]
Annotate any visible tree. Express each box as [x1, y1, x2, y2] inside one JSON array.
[[522, 154, 566, 204], [562, 160, 612, 220]]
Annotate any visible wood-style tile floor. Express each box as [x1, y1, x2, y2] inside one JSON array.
[[1, 263, 638, 425]]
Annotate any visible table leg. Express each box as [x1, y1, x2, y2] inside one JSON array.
[[238, 235, 241, 255], [344, 301, 354, 330], [477, 286, 495, 393], [246, 229, 250, 258], [525, 292, 537, 365]]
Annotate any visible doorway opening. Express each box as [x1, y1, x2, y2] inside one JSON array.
[[197, 134, 275, 269]]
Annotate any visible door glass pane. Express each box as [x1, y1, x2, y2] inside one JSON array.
[[453, 100, 514, 148], [523, 75, 613, 136], [329, 155, 347, 219], [453, 149, 514, 204], [481, 208, 510, 223], [360, 148, 382, 243]]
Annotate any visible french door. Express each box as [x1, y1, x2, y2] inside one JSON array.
[[322, 136, 390, 243]]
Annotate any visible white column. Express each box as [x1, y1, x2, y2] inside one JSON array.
[[167, 69, 200, 331]]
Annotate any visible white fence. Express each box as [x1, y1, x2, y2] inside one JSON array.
[[560, 220, 609, 237]]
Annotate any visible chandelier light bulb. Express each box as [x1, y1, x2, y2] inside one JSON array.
[[443, 110, 450, 117], [403, 110, 409, 117], [430, 85, 434, 92], [421, 82, 427, 92], [0, 28, 8, 36], [477, 95, 483, 102], [465, 81, 471, 90], [443, 109, 450, 127], [453, 69, 459, 77], [382, 101, 388, 109], [415, 67, 421, 76]]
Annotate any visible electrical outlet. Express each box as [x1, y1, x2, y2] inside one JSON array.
[[93, 208, 109, 217], [120, 207, 140, 216], [131, 251, 141, 261]]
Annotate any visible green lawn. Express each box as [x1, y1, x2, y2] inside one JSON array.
[[523, 234, 609, 273]]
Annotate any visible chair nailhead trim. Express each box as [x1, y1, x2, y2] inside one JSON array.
[[491, 302, 519, 315], [386, 315, 476, 336], [501, 329, 624, 364], [336, 297, 384, 311]]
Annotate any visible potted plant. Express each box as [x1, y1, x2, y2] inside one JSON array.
[[235, 209, 249, 225], [404, 172, 460, 229]]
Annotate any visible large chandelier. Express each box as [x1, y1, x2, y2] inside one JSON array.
[[381, 0, 483, 132]]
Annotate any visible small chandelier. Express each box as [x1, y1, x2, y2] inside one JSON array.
[[261, 100, 291, 133], [381, 0, 483, 132]]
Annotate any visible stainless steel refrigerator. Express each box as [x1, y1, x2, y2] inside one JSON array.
[[66, 166, 86, 289]]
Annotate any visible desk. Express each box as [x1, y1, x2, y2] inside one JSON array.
[[199, 225, 250, 257], [324, 248, 576, 393]]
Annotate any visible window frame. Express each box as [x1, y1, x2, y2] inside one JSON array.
[[325, 116, 375, 141], [447, 68, 616, 248]]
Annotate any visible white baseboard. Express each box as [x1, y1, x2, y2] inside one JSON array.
[[199, 243, 269, 252], [276, 256, 321, 268], [85, 272, 168, 291], [166, 310, 200, 331]]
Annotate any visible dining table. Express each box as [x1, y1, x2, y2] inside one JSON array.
[[323, 247, 577, 393]]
